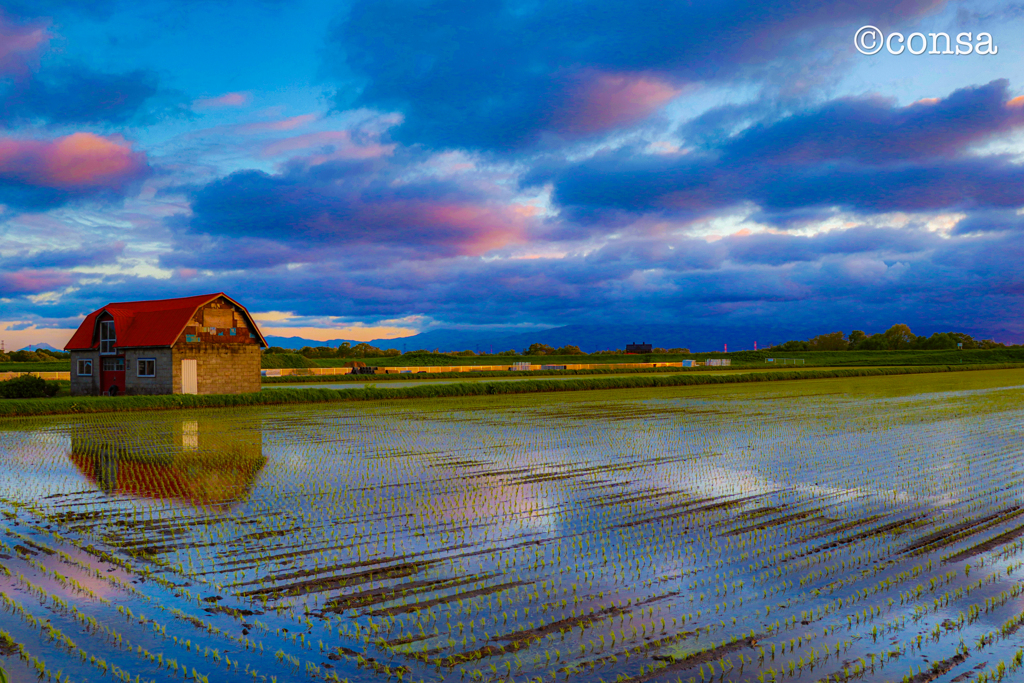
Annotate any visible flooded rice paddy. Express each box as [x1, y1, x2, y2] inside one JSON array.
[[3, 369, 1024, 683]]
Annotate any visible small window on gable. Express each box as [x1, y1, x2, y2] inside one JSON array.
[[77, 359, 92, 376], [99, 320, 116, 354], [138, 359, 156, 377]]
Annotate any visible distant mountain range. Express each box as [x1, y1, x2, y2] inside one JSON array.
[[265, 324, 800, 354], [17, 343, 60, 352]]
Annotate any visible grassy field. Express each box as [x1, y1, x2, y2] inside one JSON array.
[[4, 368, 1024, 683], [0, 361, 72, 372], [1, 363, 1019, 418]]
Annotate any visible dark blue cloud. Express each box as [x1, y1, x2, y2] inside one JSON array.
[[329, 0, 946, 152], [6, 222, 1024, 344], [0, 65, 162, 126], [950, 208, 1024, 235], [544, 81, 1024, 224], [173, 155, 532, 258], [720, 80, 1024, 165], [0, 243, 125, 270]]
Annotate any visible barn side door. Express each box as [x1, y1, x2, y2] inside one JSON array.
[[181, 359, 198, 394]]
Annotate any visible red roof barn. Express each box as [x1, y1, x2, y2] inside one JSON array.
[[65, 293, 267, 396]]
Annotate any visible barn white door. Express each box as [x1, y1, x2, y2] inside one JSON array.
[[181, 359, 197, 394]]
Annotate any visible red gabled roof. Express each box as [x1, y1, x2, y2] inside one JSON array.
[[64, 293, 268, 351]]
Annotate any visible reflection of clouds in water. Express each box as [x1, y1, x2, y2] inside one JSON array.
[[414, 477, 561, 535], [874, 383, 1024, 406], [284, 450, 309, 470], [675, 463, 779, 499], [0, 433, 86, 499], [514, 486, 559, 534]]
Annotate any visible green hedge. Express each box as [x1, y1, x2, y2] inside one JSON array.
[[1, 364, 1020, 418], [0, 375, 60, 399]]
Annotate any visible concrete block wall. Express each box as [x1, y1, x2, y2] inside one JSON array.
[[124, 348, 174, 395], [172, 344, 261, 395], [69, 351, 100, 396]]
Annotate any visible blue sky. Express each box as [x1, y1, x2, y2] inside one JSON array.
[[1, 0, 1024, 348]]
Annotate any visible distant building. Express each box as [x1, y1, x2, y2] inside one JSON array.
[[625, 342, 653, 354], [65, 293, 267, 397]]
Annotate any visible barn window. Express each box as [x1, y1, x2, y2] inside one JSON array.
[[138, 359, 156, 377], [77, 359, 92, 376], [99, 320, 116, 354]]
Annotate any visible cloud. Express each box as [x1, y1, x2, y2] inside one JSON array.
[[0, 243, 126, 270], [950, 208, 1024, 235], [0, 132, 151, 209], [0, 12, 48, 77], [0, 8, 171, 127], [542, 81, 1024, 225], [259, 129, 395, 160], [169, 150, 532, 260], [0, 269, 73, 295], [0, 65, 162, 126], [546, 71, 685, 136], [719, 80, 1024, 166], [193, 91, 251, 108], [8, 218, 1024, 344], [235, 113, 318, 133], [328, 0, 947, 151]]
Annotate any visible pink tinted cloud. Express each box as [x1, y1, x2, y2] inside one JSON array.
[[551, 71, 684, 135], [0, 13, 49, 76], [412, 202, 530, 255], [261, 130, 395, 161], [0, 270, 73, 295], [0, 133, 149, 190], [194, 92, 251, 108], [237, 113, 318, 134], [325, 196, 535, 257]]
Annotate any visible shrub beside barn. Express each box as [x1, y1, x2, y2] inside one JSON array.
[[65, 293, 267, 396]]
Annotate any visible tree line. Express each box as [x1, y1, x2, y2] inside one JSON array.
[[265, 342, 692, 358], [0, 348, 70, 363], [768, 324, 1016, 352]]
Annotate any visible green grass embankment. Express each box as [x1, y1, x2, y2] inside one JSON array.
[[261, 365, 704, 383], [1, 364, 1021, 418]]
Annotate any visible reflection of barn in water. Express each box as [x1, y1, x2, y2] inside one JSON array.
[[68, 416, 266, 509]]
